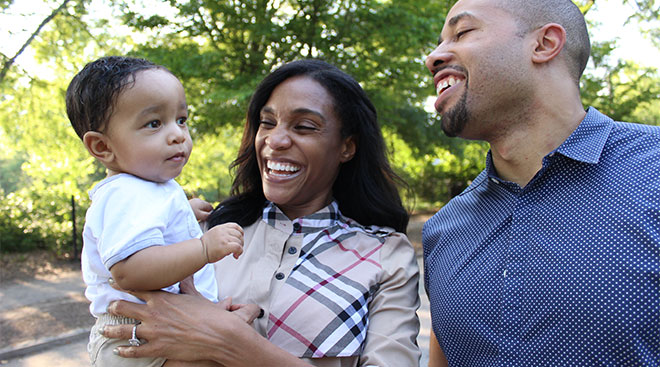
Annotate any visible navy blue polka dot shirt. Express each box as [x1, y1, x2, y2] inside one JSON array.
[[423, 108, 660, 366]]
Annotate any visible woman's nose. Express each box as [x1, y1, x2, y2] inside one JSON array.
[[266, 126, 292, 150]]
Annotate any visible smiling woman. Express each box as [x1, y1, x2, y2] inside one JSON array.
[[101, 59, 421, 367], [255, 76, 356, 220]]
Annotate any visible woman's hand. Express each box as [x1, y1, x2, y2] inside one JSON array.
[[189, 198, 213, 222], [102, 289, 260, 364]]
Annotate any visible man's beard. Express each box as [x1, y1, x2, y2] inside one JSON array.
[[440, 90, 469, 138]]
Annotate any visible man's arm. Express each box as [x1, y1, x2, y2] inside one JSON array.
[[429, 330, 449, 367]]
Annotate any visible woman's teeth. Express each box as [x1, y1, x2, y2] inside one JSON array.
[[267, 161, 301, 174]]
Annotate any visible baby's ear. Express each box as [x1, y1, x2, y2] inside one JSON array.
[[83, 131, 114, 164]]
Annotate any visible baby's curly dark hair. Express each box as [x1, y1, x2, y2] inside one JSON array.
[[65, 56, 169, 139]]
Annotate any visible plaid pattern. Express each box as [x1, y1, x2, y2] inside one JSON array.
[[263, 202, 391, 358]]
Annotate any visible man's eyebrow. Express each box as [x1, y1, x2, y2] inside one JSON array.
[[438, 12, 474, 44]]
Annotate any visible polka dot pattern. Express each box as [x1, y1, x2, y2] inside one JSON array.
[[423, 108, 660, 366]]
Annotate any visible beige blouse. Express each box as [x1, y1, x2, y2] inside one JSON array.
[[213, 202, 421, 367]]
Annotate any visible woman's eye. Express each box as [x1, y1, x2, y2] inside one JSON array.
[[296, 124, 317, 131], [176, 117, 188, 126], [259, 120, 276, 127], [146, 120, 161, 128]]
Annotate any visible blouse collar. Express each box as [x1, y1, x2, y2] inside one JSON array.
[[262, 201, 344, 235]]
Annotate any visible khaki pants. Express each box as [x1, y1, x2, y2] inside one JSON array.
[[88, 314, 166, 367]]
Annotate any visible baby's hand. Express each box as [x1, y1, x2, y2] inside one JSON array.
[[189, 198, 213, 222], [200, 222, 244, 263]]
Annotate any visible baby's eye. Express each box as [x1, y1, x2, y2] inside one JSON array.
[[176, 117, 188, 126], [145, 120, 161, 128]]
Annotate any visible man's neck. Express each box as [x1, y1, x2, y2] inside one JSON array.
[[489, 106, 586, 188]]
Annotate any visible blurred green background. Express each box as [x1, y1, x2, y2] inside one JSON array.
[[1, 0, 659, 257]]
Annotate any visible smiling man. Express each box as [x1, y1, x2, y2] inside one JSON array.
[[422, 0, 660, 366]]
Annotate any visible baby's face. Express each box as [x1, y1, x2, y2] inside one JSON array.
[[103, 69, 192, 183]]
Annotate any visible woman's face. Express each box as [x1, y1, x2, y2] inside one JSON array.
[[255, 76, 355, 219]]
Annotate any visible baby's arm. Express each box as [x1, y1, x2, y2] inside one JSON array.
[[110, 223, 243, 291]]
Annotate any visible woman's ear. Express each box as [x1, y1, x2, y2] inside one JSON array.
[[531, 23, 566, 65], [83, 131, 115, 165], [340, 136, 356, 163]]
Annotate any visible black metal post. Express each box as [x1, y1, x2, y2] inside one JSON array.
[[71, 195, 78, 260]]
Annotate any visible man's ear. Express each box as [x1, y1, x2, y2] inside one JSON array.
[[83, 131, 115, 165], [531, 23, 566, 65], [340, 136, 357, 163]]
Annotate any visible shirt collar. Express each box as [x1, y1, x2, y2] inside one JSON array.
[[262, 201, 342, 234], [555, 107, 613, 164], [484, 107, 613, 179]]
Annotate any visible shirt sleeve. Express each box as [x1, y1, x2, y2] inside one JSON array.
[[358, 232, 422, 367], [93, 179, 169, 269]]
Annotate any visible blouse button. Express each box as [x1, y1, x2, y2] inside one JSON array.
[[293, 222, 301, 231], [275, 272, 285, 280], [288, 247, 298, 255]]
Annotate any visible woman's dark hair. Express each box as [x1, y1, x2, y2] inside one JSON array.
[[208, 59, 409, 233]]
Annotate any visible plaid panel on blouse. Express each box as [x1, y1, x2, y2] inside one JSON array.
[[263, 201, 391, 358]]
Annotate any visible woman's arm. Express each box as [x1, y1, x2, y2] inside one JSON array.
[[358, 232, 422, 366], [101, 290, 315, 366]]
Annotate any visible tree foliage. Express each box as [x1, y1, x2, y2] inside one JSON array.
[[1, 0, 659, 254]]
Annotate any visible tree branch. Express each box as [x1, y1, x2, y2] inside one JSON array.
[[0, 0, 71, 83]]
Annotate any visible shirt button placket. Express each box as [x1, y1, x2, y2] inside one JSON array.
[[501, 191, 527, 364]]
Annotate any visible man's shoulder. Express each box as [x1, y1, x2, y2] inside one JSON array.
[[604, 120, 660, 163], [611, 120, 660, 138], [422, 170, 491, 240]]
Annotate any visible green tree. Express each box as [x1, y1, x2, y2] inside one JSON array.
[[2, 0, 660, 254], [115, 0, 451, 150], [581, 40, 660, 123]]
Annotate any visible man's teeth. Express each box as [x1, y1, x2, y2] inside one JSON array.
[[267, 161, 300, 173], [436, 77, 461, 95]]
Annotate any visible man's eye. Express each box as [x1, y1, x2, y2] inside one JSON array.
[[456, 29, 472, 40]]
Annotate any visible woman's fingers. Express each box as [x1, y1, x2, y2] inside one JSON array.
[[229, 303, 260, 324], [189, 198, 213, 222], [114, 340, 161, 359], [101, 322, 135, 340]]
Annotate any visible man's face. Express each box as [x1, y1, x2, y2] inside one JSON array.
[[425, 0, 532, 140]]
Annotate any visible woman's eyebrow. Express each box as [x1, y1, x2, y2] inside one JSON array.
[[291, 108, 326, 122], [260, 106, 326, 122]]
